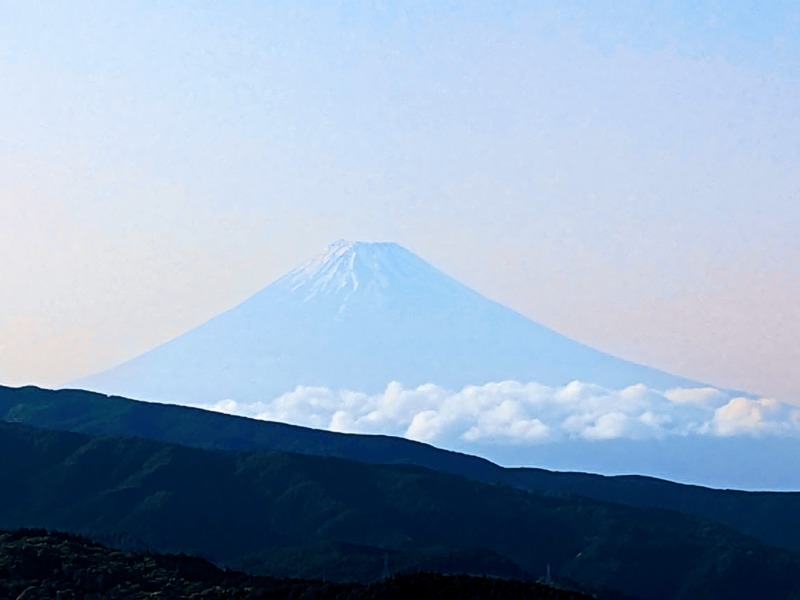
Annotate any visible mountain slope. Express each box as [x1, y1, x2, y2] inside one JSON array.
[[2, 419, 799, 600], [4, 383, 800, 555], [72, 240, 702, 405]]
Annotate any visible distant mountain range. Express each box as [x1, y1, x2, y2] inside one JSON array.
[[72, 239, 705, 404]]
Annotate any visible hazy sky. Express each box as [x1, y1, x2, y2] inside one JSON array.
[[1, 1, 798, 403]]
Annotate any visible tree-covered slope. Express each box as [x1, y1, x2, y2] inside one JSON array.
[[3, 383, 800, 556], [0, 528, 591, 600], [1, 420, 799, 599]]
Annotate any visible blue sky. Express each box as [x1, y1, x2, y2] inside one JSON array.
[[0, 1, 798, 402]]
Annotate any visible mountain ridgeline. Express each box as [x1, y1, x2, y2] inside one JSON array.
[[3, 383, 800, 600], [2, 418, 800, 600]]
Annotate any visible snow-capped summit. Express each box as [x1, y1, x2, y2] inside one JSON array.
[[72, 240, 702, 405], [277, 239, 477, 312], [282, 239, 441, 300]]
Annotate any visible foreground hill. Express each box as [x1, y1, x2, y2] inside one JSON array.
[[0, 529, 590, 600], [1, 420, 799, 599], [3, 384, 800, 555]]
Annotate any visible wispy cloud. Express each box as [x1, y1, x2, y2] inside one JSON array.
[[202, 380, 800, 445]]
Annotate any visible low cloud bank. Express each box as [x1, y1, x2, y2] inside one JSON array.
[[204, 380, 800, 445]]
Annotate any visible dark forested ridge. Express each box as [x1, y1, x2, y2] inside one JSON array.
[[1, 420, 800, 599], [0, 529, 592, 599], [3, 384, 800, 555]]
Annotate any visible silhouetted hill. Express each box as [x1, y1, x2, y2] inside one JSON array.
[[0, 528, 591, 599], [1, 420, 799, 599], [506, 466, 800, 557], [3, 384, 800, 555]]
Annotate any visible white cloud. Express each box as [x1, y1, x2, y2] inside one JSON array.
[[582, 412, 630, 441], [712, 396, 800, 436], [664, 387, 725, 405], [200, 380, 800, 446]]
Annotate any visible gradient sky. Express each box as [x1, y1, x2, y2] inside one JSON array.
[[0, 1, 798, 403]]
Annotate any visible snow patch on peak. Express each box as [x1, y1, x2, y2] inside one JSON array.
[[322, 239, 402, 256], [279, 239, 431, 302], [322, 239, 357, 260]]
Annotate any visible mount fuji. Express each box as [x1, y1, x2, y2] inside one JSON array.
[[75, 239, 703, 405], [64, 240, 800, 487]]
